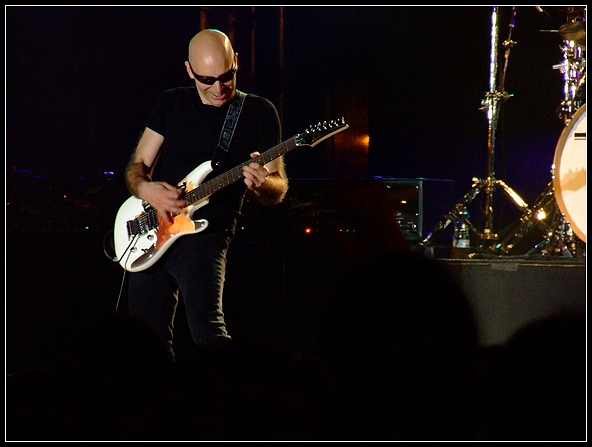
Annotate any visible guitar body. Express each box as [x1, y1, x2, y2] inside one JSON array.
[[114, 161, 213, 272], [113, 118, 349, 272]]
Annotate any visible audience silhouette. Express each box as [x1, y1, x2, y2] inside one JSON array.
[[316, 177, 483, 440], [478, 311, 586, 441]]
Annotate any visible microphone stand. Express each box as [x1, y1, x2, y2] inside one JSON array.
[[419, 6, 528, 255]]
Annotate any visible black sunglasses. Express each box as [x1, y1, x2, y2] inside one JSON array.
[[188, 62, 237, 85]]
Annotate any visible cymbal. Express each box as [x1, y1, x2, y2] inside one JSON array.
[[558, 21, 586, 46]]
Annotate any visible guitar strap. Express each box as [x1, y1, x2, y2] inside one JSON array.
[[212, 90, 246, 170]]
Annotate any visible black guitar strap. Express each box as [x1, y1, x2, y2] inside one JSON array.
[[212, 90, 246, 170]]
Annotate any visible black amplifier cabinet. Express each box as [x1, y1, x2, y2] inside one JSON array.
[[377, 178, 456, 243], [240, 177, 456, 246]]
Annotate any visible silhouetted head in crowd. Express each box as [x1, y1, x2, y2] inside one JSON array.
[[318, 252, 481, 440], [481, 311, 586, 441], [317, 177, 481, 440]]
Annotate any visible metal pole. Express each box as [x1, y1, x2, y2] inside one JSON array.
[[481, 6, 501, 242]]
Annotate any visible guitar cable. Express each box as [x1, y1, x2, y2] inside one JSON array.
[[102, 229, 132, 313], [114, 268, 127, 314], [103, 229, 137, 264], [102, 229, 119, 262]]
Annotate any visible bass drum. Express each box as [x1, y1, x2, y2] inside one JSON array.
[[553, 103, 586, 243]]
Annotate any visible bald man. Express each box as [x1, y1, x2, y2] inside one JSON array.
[[124, 29, 288, 357]]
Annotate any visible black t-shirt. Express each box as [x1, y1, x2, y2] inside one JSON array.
[[145, 86, 281, 233]]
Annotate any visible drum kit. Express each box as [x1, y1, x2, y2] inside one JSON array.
[[420, 6, 586, 259], [496, 6, 586, 258], [552, 8, 586, 247]]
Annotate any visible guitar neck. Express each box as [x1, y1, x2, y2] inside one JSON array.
[[185, 135, 298, 205]]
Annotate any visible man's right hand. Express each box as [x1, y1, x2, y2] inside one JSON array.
[[139, 181, 188, 223]]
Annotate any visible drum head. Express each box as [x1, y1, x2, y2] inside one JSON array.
[[553, 103, 586, 242]]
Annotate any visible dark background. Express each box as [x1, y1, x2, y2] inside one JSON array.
[[6, 6, 581, 373]]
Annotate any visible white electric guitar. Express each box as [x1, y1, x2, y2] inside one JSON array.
[[113, 118, 349, 272]]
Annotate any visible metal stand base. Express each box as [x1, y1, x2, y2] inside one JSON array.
[[419, 175, 528, 254]]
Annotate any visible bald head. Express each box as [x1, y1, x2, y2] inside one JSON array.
[[188, 29, 235, 75], [185, 29, 238, 105]]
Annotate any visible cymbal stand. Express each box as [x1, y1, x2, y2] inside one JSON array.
[[553, 42, 586, 124], [419, 6, 529, 252], [553, 7, 587, 124]]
